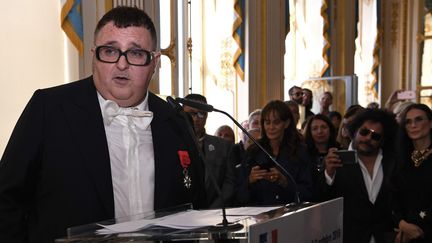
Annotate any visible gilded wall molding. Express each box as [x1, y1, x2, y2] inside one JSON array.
[[401, 0, 408, 88], [321, 0, 330, 76]]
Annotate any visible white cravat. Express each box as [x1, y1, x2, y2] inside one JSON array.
[[102, 100, 153, 126], [98, 93, 155, 220]]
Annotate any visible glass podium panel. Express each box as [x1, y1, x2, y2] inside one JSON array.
[[54, 200, 340, 243], [55, 203, 296, 242]]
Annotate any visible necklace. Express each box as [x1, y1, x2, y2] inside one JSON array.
[[411, 148, 432, 167]]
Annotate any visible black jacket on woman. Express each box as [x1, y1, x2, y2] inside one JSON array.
[[392, 154, 432, 243], [234, 144, 313, 206]]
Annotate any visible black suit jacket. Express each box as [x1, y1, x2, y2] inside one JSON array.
[[201, 134, 235, 208], [317, 153, 397, 243], [0, 77, 206, 243]]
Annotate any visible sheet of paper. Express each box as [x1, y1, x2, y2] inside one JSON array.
[[156, 209, 247, 229], [96, 218, 157, 234], [96, 206, 280, 234], [224, 206, 281, 216]]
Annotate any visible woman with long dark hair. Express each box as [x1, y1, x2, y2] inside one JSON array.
[[235, 100, 313, 206], [303, 114, 339, 172], [393, 103, 432, 243]]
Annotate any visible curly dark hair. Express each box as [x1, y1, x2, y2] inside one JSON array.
[[347, 108, 398, 153], [257, 100, 302, 158], [94, 6, 158, 49], [397, 103, 432, 162], [303, 114, 338, 156]]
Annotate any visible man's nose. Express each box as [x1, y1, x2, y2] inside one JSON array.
[[116, 55, 130, 69]]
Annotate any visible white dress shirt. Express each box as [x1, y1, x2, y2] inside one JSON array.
[[98, 92, 155, 220]]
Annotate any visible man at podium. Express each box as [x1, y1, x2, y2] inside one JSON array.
[[0, 6, 206, 243]]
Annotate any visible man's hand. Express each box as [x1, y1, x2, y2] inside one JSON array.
[[324, 148, 343, 178], [396, 220, 424, 243]]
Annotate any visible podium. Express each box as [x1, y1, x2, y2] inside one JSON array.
[[56, 198, 343, 242]]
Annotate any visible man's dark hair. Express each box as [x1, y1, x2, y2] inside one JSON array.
[[328, 111, 342, 121], [288, 86, 302, 95], [302, 88, 312, 96], [347, 108, 398, 153], [184, 93, 207, 104], [94, 6, 158, 49]]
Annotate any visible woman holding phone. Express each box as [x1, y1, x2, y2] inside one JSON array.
[[303, 114, 340, 201], [393, 103, 432, 243], [234, 100, 313, 206], [303, 114, 339, 172]]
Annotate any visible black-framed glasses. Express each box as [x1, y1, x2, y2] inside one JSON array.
[[358, 128, 382, 141], [187, 111, 207, 119], [95, 45, 156, 66]]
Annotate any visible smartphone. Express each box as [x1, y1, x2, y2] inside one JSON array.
[[397, 90, 416, 100], [256, 161, 274, 171], [334, 150, 358, 164]]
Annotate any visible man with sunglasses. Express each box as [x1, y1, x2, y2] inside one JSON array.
[[320, 108, 399, 243], [182, 94, 235, 209], [288, 85, 304, 105], [0, 7, 206, 242]]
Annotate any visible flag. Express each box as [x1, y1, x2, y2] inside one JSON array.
[[232, 0, 245, 81], [61, 0, 83, 55]]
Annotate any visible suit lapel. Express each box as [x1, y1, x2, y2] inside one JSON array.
[[149, 93, 183, 209], [62, 77, 114, 216], [352, 164, 371, 201], [375, 155, 393, 203]]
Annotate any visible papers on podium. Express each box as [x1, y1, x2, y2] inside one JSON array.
[[97, 206, 280, 234]]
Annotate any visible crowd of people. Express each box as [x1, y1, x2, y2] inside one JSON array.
[[0, 6, 430, 243], [208, 88, 431, 243]]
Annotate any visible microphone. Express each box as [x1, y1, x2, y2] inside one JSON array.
[[166, 97, 243, 233], [176, 97, 302, 205], [175, 97, 214, 112], [166, 96, 183, 112]]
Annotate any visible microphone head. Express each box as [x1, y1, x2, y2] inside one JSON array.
[[166, 96, 183, 112], [176, 97, 214, 112]]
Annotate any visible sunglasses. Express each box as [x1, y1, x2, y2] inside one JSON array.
[[187, 111, 207, 119], [358, 128, 383, 141]]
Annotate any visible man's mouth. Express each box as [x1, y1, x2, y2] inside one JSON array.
[[359, 142, 373, 148], [114, 75, 129, 80]]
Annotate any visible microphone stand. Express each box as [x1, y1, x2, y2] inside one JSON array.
[[166, 97, 243, 234]]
